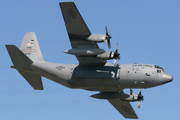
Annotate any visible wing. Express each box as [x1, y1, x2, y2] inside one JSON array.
[[59, 2, 106, 66], [108, 99, 138, 119]]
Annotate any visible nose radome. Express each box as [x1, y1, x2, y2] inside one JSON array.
[[162, 73, 173, 83]]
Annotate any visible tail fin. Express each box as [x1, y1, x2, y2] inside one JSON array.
[[5, 32, 44, 90], [20, 32, 45, 63]]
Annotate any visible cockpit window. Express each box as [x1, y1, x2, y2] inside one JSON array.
[[157, 70, 161, 73], [155, 65, 164, 72]]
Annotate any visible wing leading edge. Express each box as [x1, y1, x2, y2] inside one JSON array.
[[108, 99, 138, 119], [59, 2, 106, 66]]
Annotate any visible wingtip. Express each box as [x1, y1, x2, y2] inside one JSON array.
[[5, 44, 16, 49], [34, 87, 44, 90], [5, 44, 15, 46], [59, 1, 74, 4]]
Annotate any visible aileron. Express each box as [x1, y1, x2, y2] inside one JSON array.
[[59, 2, 91, 36]]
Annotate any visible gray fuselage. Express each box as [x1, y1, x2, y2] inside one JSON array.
[[31, 62, 172, 92]]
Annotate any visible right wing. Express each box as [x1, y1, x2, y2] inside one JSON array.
[[59, 2, 106, 66], [108, 99, 138, 119]]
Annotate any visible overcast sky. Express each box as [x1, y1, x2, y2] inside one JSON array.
[[1, 0, 180, 120]]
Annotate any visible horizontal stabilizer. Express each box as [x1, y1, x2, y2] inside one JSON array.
[[6, 45, 32, 66], [19, 71, 43, 90], [6, 45, 43, 90]]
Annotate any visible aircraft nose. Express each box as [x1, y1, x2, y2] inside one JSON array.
[[162, 73, 173, 84]]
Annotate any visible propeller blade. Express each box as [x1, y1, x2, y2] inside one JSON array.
[[138, 100, 141, 108], [130, 88, 133, 95], [106, 26, 108, 36], [114, 43, 120, 59], [108, 40, 111, 49], [139, 89, 142, 96], [113, 43, 120, 66], [114, 59, 117, 66], [105, 26, 112, 49], [115, 43, 118, 52], [137, 89, 144, 108]]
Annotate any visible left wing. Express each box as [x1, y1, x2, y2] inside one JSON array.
[[59, 2, 106, 66], [108, 99, 138, 119]]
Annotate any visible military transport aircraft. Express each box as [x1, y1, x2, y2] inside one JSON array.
[[6, 1, 173, 119]]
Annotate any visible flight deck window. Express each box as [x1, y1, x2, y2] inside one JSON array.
[[157, 70, 161, 73], [155, 65, 164, 72]]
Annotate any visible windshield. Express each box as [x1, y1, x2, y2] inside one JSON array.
[[155, 65, 164, 72]]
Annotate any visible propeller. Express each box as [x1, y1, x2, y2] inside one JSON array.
[[137, 89, 144, 108], [130, 88, 133, 95], [105, 26, 112, 49], [113, 43, 120, 66]]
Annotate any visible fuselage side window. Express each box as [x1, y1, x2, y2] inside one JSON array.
[[157, 70, 161, 73]]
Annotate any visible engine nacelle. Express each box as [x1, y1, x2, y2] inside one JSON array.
[[96, 51, 114, 60], [96, 51, 120, 60], [86, 34, 107, 43], [121, 94, 139, 102], [90, 92, 130, 99], [90, 92, 139, 102], [63, 48, 105, 55]]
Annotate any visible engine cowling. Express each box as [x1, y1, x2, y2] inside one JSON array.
[[122, 92, 144, 108], [121, 94, 139, 102], [96, 51, 120, 60], [90, 92, 139, 101], [96, 51, 114, 60], [86, 34, 107, 43], [90, 92, 130, 99], [85, 27, 112, 49], [63, 48, 105, 55]]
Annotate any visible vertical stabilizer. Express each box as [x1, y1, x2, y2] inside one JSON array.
[[20, 32, 45, 62]]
